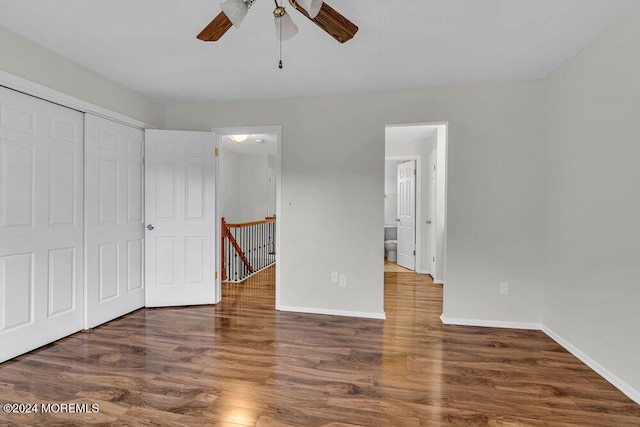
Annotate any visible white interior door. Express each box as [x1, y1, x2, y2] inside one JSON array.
[[84, 115, 145, 328], [144, 130, 216, 307], [427, 151, 437, 276], [0, 87, 84, 362], [397, 160, 416, 270]]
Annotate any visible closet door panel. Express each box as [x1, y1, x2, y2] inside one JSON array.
[[85, 114, 144, 329], [0, 86, 84, 363]]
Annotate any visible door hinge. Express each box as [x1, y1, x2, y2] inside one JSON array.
[[433, 257, 436, 262], [215, 271, 218, 279], [215, 148, 219, 156], [413, 250, 416, 255]]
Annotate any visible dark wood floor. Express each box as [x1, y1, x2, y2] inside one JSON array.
[[0, 267, 639, 426]]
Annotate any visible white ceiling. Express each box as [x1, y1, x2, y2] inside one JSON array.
[[386, 125, 438, 142], [0, 0, 638, 104], [220, 134, 277, 155]]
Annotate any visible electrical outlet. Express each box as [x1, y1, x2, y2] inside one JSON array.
[[339, 275, 347, 287], [500, 282, 509, 295], [331, 272, 338, 283]]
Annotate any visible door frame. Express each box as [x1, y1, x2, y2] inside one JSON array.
[[213, 125, 282, 308], [427, 150, 437, 277], [385, 121, 449, 283], [386, 155, 421, 272]]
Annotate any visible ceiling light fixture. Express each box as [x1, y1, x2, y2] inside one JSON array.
[[220, 0, 251, 27], [273, 4, 298, 41], [229, 134, 250, 144], [273, 1, 298, 69], [197, 0, 358, 47], [198, 0, 358, 70], [295, 0, 323, 18]]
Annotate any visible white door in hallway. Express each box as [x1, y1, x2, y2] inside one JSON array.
[[84, 115, 145, 328], [144, 130, 216, 307], [397, 160, 416, 270], [0, 87, 84, 362]]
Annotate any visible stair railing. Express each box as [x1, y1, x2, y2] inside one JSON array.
[[221, 216, 276, 282]]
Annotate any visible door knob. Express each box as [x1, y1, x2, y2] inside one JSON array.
[[426, 220, 432, 224], [146, 224, 154, 231], [396, 218, 400, 222]]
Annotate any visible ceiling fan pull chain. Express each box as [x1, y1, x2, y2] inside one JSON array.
[[279, 34, 284, 68], [278, 1, 284, 69]]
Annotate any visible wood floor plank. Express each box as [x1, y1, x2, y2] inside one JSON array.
[[0, 265, 638, 426]]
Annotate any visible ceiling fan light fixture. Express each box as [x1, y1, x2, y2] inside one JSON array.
[[229, 134, 250, 144], [220, 0, 249, 28], [295, 0, 323, 18], [274, 9, 298, 41]]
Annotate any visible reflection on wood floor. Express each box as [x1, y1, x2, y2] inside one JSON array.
[[0, 265, 639, 426]]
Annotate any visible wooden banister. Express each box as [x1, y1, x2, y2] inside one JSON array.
[[227, 229, 253, 274], [221, 217, 227, 281], [224, 217, 276, 228], [221, 216, 276, 282]]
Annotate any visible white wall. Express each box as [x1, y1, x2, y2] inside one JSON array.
[[543, 6, 640, 398], [384, 159, 401, 226], [436, 125, 447, 283], [219, 149, 270, 223], [166, 80, 546, 320], [0, 26, 164, 128]]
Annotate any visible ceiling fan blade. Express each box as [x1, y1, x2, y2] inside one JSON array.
[[197, 12, 233, 42], [292, 1, 358, 43]]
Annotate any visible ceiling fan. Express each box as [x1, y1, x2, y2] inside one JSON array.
[[197, 0, 358, 44]]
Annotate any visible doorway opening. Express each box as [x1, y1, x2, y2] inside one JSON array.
[[384, 123, 448, 284], [214, 125, 282, 307]]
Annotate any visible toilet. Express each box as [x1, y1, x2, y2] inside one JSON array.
[[384, 226, 398, 262], [385, 240, 398, 262]]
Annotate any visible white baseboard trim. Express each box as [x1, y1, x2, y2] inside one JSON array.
[[542, 326, 640, 405], [439, 315, 640, 405], [279, 305, 386, 320], [433, 280, 444, 285], [440, 315, 542, 331], [416, 269, 430, 275]]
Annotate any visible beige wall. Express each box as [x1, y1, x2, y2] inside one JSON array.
[[543, 7, 640, 396], [0, 26, 164, 127], [166, 80, 546, 320], [219, 150, 269, 223]]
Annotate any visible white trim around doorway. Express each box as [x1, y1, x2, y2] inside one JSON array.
[[213, 125, 282, 310]]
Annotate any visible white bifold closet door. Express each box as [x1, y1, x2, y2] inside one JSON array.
[[84, 115, 145, 329], [0, 87, 84, 362]]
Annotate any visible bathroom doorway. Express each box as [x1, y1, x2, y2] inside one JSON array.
[[384, 123, 447, 283], [385, 157, 418, 271]]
